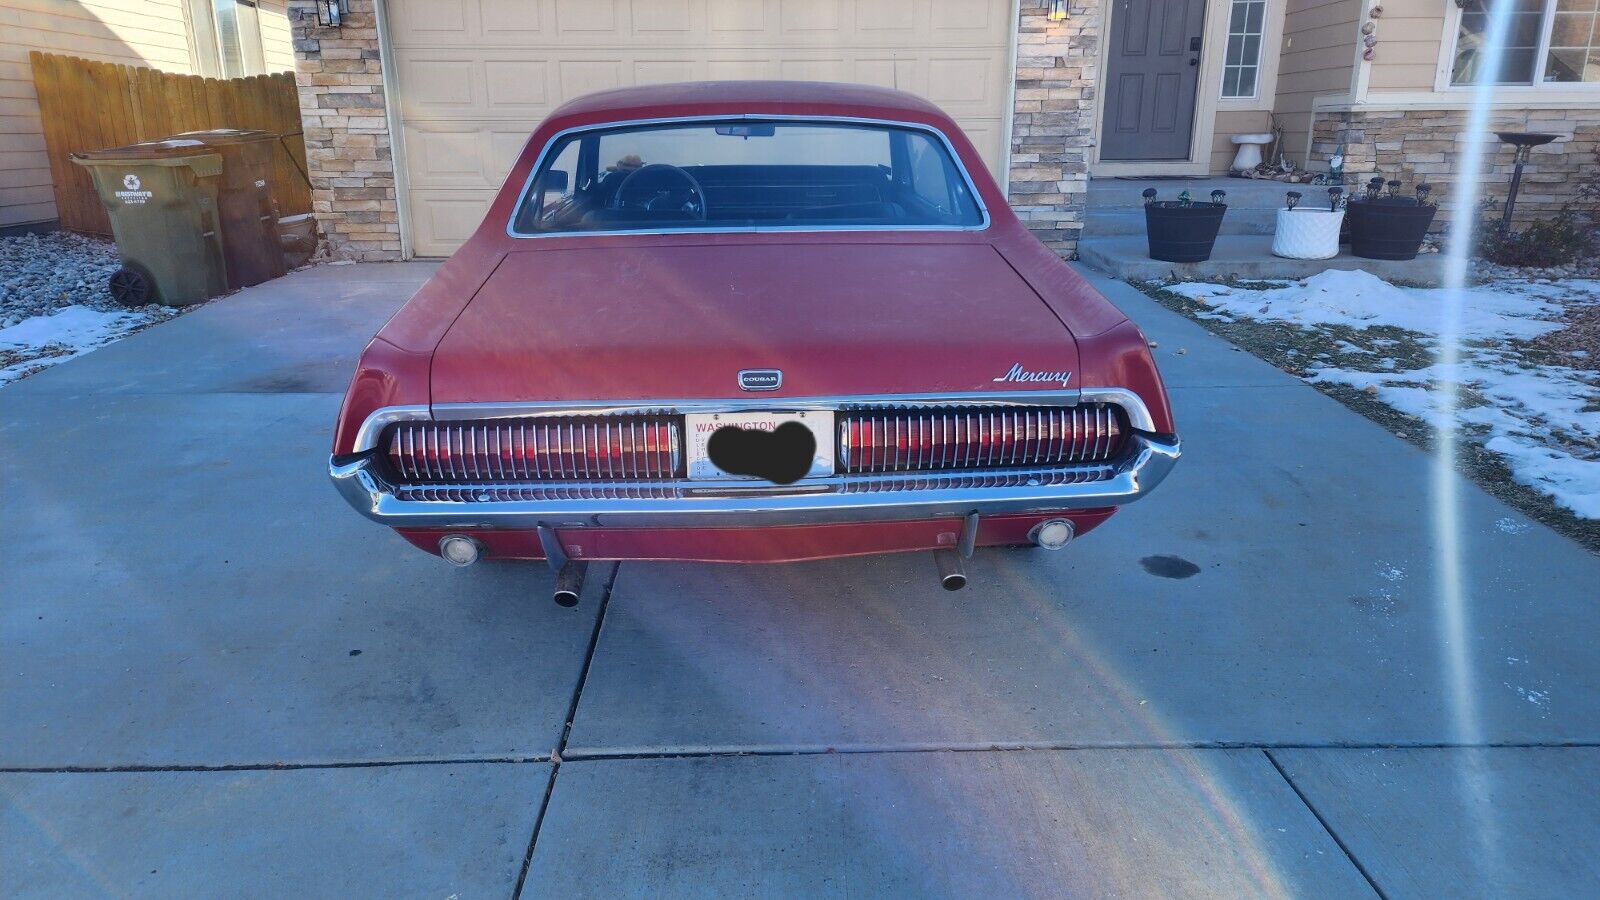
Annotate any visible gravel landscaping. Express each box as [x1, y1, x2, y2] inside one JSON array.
[[0, 231, 180, 385], [1138, 269, 1600, 552]]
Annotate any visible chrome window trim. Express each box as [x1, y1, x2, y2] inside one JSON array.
[[504, 114, 992, 239], [346, 389, 1163, 454]]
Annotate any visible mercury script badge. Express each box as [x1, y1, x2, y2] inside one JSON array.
[[738, 369, 782, 391], [992, 363, 1072, 388]]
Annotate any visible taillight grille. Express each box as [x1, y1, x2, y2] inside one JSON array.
[[385, 416, 681, 483], [837, 405, 1125, 474]]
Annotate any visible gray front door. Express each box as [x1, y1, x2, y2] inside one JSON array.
[[1101, 0, 1207, 161]]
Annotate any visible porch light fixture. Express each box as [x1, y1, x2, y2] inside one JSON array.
[[1047, 0, 1068, 22], [316, 0, 346, 28]]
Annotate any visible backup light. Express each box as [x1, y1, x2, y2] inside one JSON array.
[[439, 535, 481, 567], [1030, 519, 1075, 550]]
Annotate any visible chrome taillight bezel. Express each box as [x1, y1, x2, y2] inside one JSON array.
[[835, 404, 1126, 474]]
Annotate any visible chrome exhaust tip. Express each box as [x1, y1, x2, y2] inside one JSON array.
[[553, 560, 587, 608], [438, 534, 481, 567], [1028, 518, 1076, 551], [934, 548, 967, 591]]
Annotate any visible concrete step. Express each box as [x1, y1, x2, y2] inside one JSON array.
[[1076, 234, 1444, 286], [1085, 207, 1281, 236], [1087, 176, 1326, 210]]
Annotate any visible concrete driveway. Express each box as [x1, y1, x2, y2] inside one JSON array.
[[3, 261, 1598, 897]]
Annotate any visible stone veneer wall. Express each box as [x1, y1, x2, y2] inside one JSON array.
[[1312, 108, 1599, 228], [1009, 0, 1099, 257], [291, 1, 1100, 260], [289, 0, 399, 261]]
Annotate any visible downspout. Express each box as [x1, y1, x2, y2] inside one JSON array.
[[372, 0, 413, 260], [1001, 0, 1022, 197]]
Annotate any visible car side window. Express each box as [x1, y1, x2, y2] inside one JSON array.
[[534, 141, 580, 222], [907, 137, 954, 214]]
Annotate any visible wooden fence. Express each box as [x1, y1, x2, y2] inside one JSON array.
[[29, 51, 311, 235]]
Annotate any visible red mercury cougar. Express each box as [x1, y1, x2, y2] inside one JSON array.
[[331, 81, 1178, 604]]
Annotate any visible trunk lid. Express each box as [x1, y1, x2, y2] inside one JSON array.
[[429, 241, 1079, 402]]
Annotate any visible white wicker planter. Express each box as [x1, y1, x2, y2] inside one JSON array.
[[1272, 208, 1345, 260]]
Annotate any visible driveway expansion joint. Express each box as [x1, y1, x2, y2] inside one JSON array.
[[0, 757, 552, 774], [1265, 749, 1390, 900], [513, 561, 619, 899]]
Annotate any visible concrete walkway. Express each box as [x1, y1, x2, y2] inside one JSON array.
[[3, 261, 1598, 897]]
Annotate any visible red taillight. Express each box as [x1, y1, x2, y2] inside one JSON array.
[[385, 417, 681, 482], [837, 405, 1124, 474]]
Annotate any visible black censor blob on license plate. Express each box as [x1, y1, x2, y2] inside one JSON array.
[[706, 421, 817, 484]]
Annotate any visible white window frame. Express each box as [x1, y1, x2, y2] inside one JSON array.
[[1437, 0, 1600, 93], [1219, 0, 1269, 100], [184, 0, 268, 79]]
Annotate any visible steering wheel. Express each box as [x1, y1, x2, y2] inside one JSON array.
[[611, 163, 708, 219]]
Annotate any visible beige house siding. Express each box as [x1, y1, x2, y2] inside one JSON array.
[[1209, 108, 1273, 172], [1363, 0, 1443, 92], [260, 0, 297, 74], [1, 0, 195, 226], [0, 0, 294, 228], [1270, 0, 1359, 162]]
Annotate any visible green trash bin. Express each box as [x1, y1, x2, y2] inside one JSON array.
[[71, 139, 229, 306], [168, 129, 287, 289]]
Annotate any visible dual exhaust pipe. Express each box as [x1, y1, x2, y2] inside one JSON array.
[[445, 515, 1076, 601], [439, 532, 587, 607], [930, 516, 1075, 591]]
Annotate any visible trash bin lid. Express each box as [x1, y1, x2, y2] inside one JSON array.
[[167, 128, 279, 145], [73, 138, 214, 160]]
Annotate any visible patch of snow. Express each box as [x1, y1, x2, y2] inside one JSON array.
[[1376, 564, 1405, 582], [1311, 355, 1600, 519], [0, 305, 169, 386], [1495, 517, 1531, 534], [1485, 436, 1600, 520], [1169, 269, 1568, 341], [1170, 270, 1600, 520]]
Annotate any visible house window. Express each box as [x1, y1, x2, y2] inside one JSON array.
[[1222, 0, 1267, 98], [187, 0, 267, 78], [1451, 0, 1600, 86], [1546, 0, 1600, 83]]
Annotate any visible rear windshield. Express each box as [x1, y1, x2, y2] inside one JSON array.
[[510, 119, 985, 234]]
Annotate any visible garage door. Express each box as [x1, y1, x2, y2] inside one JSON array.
[[385, 0, 1016, 256]]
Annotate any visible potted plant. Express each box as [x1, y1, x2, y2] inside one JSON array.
[[1345, 177, 1438, 260], [1143, 188, 1228, 263], [1271, 188, 1346, 260]]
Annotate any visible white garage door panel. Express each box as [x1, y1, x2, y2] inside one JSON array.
[[388, 0, 1015, 257]]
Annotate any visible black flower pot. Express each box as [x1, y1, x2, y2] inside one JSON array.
[[1346, 197, 1437, 261], [1144, 202, 1227, 263]]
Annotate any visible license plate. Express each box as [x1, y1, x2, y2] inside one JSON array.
[[684, 410, 834, 481]]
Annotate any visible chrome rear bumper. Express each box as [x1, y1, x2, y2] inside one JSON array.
[[329, 432, 1180, 529]]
